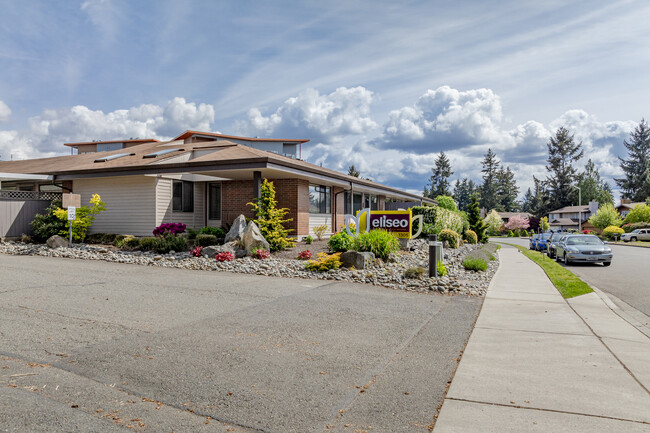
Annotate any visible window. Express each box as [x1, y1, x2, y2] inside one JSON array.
[[173, 180, 194, 212], [309, 185, 331, 214], [353, 193, 363, 214], [208, 183, 221, 220], [97, 142, 124, 152], [282, 143, 297, 156]]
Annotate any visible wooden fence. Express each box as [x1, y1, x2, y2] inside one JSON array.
[[0, 191, 62, 238]]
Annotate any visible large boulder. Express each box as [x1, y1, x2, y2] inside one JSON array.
[[340, 251, 375, 270], [46, 235, 68, 249], [201, 242, 247, 259], [225, 215, 247, 243], [241, 221, 270, 254]]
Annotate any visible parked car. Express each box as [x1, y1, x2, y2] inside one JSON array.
[[556, 235, 613, 266], [621, 228, 650, 242], [547, 233, 569, 259], [535, 233, 552, 252], [529, 234, 539, 250]]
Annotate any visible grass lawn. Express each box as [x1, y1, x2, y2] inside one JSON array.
[[612, 241, 650, 248], [496, 242, 593, 299]]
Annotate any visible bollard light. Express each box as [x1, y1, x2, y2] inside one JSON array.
[[429, 234, 438, 278]]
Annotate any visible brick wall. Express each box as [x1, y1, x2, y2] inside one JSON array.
[[221, 178, 310, 237], [221, 180, 256, 225]]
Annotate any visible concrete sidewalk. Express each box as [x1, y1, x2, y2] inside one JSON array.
[[434, 245, 650, 432]]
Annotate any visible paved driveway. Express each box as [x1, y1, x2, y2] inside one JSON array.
[[0, 254, 481, 433]]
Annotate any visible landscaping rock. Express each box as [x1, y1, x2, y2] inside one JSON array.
[[201, 245, 221, 258], [387, 252, 400, 264], [46, 235, 67, 249], [225, 215, 247, 243], [241, 221, 270, 254], [340, 251, 375, 270]]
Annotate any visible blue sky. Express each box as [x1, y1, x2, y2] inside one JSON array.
[[1, 0, 649, 198]]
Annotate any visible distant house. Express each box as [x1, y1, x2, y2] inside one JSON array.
[[616, 199, 647, 219], [497, 211, 534, 224], [548, 201, 599, 232]]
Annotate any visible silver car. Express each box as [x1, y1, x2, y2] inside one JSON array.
[[556, 235, 613, 266], [547, 233, 569, 259], [621, 228, 650, 242]]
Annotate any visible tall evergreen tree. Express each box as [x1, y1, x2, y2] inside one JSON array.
[[615, 119, 650, 202], [426, 152, 454, 198], [521, 188, 534, 213], [467, 194, 487, 243], [545, 127, 583, 211], [496, 166, 519, 212], [577, 159, 613, 206], [453, 178, 476, 212], [480, 148, 500, 211], [530, 176, 551, 218]]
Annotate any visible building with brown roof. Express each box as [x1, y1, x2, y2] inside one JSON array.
[[548, 201, 600, 232], [0, 131, 433, 238]]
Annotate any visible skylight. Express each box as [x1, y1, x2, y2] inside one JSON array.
[[143, 148, 183, 158], [94, 153, 134, 163]]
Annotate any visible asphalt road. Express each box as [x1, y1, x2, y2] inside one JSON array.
[[491, 237, 650, 318], [0, 254, 481, 433]]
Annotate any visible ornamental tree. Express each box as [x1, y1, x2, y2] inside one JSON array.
[[53, 194, 107, 242], [247, 179, 296, 251], [504, 215, 530, 230], [539, 216, 550, 232], [588, 203, 622, 230], [467, 194, 487, 243], [623, 203, 650, 224], [483, 209, 504, 235]]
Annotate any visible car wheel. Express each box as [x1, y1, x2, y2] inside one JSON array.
[[631, 237, 637, 242], [603, 261, 611, 267], [564, 253, 570, 264]]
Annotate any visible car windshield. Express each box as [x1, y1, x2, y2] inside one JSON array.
[[566, 235, 602, 246], [631, 229, 640, 233], [540, 234, 551, 240]]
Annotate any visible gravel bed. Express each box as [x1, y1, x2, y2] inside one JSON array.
[[0, 239, 498, 296]]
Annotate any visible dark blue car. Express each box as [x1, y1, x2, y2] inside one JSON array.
[[535, 233, 552, 251]]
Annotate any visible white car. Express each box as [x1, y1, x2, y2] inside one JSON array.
[[621, 228, 650, 242]]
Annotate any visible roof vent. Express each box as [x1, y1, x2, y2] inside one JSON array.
[[143, 148, 184, 158], [94, 153, 134, 163]]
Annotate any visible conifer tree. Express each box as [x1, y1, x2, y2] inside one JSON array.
[[453, 178, 476, 212], [577, 159, 613, 206], [545, 127, 583, 211], [480, 148, 500, 211], [615, 119, 650, 202], [467, 194, 487, 243], [426, 152, 454, 198], [496, 166, 519, 212]]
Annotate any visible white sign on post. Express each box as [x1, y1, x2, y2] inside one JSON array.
[[67, 206, 76, 221]]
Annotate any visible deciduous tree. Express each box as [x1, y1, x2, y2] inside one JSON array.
[[588, 203, 622, 230]]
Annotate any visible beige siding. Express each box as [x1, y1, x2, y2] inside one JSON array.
[[309, 214, 332, 237], [73, 176, 156, 236], [156, 177, 205, 230]]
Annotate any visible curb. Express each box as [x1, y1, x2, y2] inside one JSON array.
[[589, 285, 650, 339]]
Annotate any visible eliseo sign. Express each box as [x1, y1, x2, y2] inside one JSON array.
[[345, 209, 423, 239]]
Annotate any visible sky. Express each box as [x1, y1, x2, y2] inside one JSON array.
[[1, 0, 649, 199]]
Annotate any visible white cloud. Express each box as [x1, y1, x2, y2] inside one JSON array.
[[0, 98, 215, 160], [236, 87, 378, 142], [81, 0, 119, 43], [0, 101, 11, 122]]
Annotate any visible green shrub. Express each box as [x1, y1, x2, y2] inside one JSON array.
[[305, 252, 342, 272], [102, 233, 118, 245], [411, 205, 464, 236], [523, 229, 529, 237], [138, 237, 158, 251], [115, 235, 136, 248], [30, 200, 67, 243], [434, 195, 458, 212], [52, 194, 107, 242], [508, 230, 514, 237], [187, 228, 199, 240], [304, 235, 313, 244], [195, 234, 219, 247], [602, 225, 624, 240], [437, 260, 448, 276], [352, 229, 400, 261], [439, 229, 460, 249], [622, 222, 650, 233], [328, 232, 353, 252], [123, 237, 140, 249], [151, 234, 188, 254], [200, 226, 226, 238], [85, 233, 106, 244], [463, 258, 488, 271], [404, 267, 424, 279], [464, 230, 478, 244]]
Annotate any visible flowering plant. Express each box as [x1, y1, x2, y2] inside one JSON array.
[[190, 246, 203, 257], [297, 250, 312, 260], [250, 248, 271, 259], [215, 251, 234, 262], [153, 222, 186, 237]]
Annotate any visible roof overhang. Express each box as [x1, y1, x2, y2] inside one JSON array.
[[0, 172, 53, 182]]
